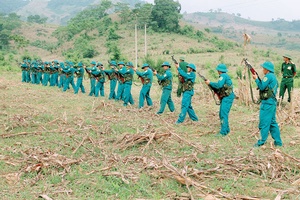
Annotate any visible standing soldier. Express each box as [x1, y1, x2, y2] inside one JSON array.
[[153, 62, 175, 115], [104, 61, 118, 100], [117, 62, 135, 106], [31, 61, 38, 84], [175, 63, 199, 124], [252, 61, 282, 147], [58, 61, 66, 88], [53, 60, 59, 86], [134, 63, 153, 109], [43, 62, 51, 86], [20, 60, 28, 82], [86, 61, 97, 96], [115, 61, 126, 101], [177, 57, 188, 97], [74, 62, 86, 94], [279, 55, 296, 103], [205, 64, 234, 136], [95, 62, 106, 97], [49, 61, 56, 86], [36, 60, 44, 84]]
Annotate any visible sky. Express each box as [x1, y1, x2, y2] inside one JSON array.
[[145, 0, 300, 21]]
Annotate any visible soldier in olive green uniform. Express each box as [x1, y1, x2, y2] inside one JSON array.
[[177, 57, 188, 97], [279, 55, 296, 102]]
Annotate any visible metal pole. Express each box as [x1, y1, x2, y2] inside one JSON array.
[[135, 23, 138, 68], [144, 24, 147, 56]]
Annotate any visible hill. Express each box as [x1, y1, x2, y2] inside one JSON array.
[[183, 12, 300, 51], [0, 0, 144, 25]]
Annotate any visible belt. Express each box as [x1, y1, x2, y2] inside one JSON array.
[[283, 76, 293, 78]]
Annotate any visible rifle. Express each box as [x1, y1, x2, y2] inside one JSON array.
[[241, 58, 260, 104], [171, 55, 184, 83], [197, 72, 221, 105]]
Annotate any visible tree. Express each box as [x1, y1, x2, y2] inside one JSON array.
[[150, 0, 182, 32], [27, 15, 48, 24]]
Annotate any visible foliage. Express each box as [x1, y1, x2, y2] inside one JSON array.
[[151, 0, 182, 32], [10, 34, 29, 49], [30, 40, 58, 53], [27, 15, 48, 24], [0, 13, 22, 50]]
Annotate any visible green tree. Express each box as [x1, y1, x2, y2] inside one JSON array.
[[150, 0, 181, 32], [27, 15, 48, 24]]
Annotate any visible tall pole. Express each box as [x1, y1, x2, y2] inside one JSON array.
[[135, 23, 138, 68], [144, 24, 147, 57]]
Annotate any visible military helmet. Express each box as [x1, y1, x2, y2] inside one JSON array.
[[142, 63, 149, 69], [97, 62, 103, 66], [187, 63, 196, 72], [90, 61, 97, 65], [161, 61, 171, 68], [110, 61, 117, 66], [216, 64, 228, 72], [118, 61, 125, 66], [126, 61, 134, 67], [60, 62, 64, 67], [260, 61, 274, 73], [283, 54, 292, 60], [180, 56, 185, 61], [77, 62, 83, 67], [69, 62, 74, 67]]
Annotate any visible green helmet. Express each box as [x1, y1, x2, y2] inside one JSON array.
[[97, 62, 103, 66], [187, 63, 196, 72], [283, 54, 292, 60], [126, 61, 134, 67], [216, 64, 228, 72], [161, 61, 171, 68], [77, 62, 83, 67], [260, 61, 274, 73], [180, 56, 185, 61], [110, 61, 117, 66], [142, 63, 149, 69], [118, 61, 125, 66], [90, 61, 96, 65]]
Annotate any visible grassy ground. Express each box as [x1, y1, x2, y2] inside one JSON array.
[[0, 72, 299, 200]]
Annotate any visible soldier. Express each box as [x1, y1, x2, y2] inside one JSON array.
[[176, 56, 188, 97], [117, 62, 135, 106], [252, 61, 282, 147], [205, 64, 234, 136], [49, 61, 56, 86], [36, 60, 44, 84], [20, 60, 28, 82], [279, 54, 296, 103], [86, 61, 97, 96], [74, 62, 86, 94], [95, 62, 105, 97], [134, 63, 153, 109], [43, 62, 51, 86], [26, 59, 32, 83], [104, 61, 118, 100], [31, 61, 38, 84], [175, 63, 198, 124], [153, 61, 175, 115], [53, 60, 59, 86], [62, 62, 76, 92], [115, 61, 126, 101]]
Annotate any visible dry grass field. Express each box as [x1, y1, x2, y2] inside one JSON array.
[[0, 70, 299, 199]]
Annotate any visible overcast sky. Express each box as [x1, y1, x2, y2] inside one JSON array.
[[145, 0, 300, 21]]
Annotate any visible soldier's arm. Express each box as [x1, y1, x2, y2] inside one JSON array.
[[209, 75, 226, 89]]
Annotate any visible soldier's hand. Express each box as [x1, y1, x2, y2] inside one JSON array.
[[252, 74, 258, 80], [153, 70, 157, 75], [175, 63, 179, 68], [133, 67, 137, 71], [205, 80, 210, 85]]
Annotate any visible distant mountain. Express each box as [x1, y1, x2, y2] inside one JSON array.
[[0, 0, 144, 25]]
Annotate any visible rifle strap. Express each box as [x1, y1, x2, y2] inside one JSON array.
[[247, 68, 259, 104]]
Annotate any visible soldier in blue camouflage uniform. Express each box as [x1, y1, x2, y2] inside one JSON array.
[[74, 62, 86, 94], [154, 62, 175, 115], [134, 63, 153, 109], [95, 62, 105, 97], [252, 61, 283, 147], [115, 61, 126, 101], [205, 64, 235, 136], [175, 63, 199, 124], [104, 61, 118, 100], [117, 62, 135, 106]]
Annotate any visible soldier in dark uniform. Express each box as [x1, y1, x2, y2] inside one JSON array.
[[279, 54, 296, 102], [176, 57, 188, 97]]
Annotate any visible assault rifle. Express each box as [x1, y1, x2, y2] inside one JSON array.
[[171, 55, 185, 84], [241, 58, 261, 81], [241, 58, 260, 104], [197, 72, 221, 105]]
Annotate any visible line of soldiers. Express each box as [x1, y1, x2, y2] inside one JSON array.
[[20, 55, 296, 147]]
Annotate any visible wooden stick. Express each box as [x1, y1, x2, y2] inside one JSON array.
[[72, 136, 88, 154]]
